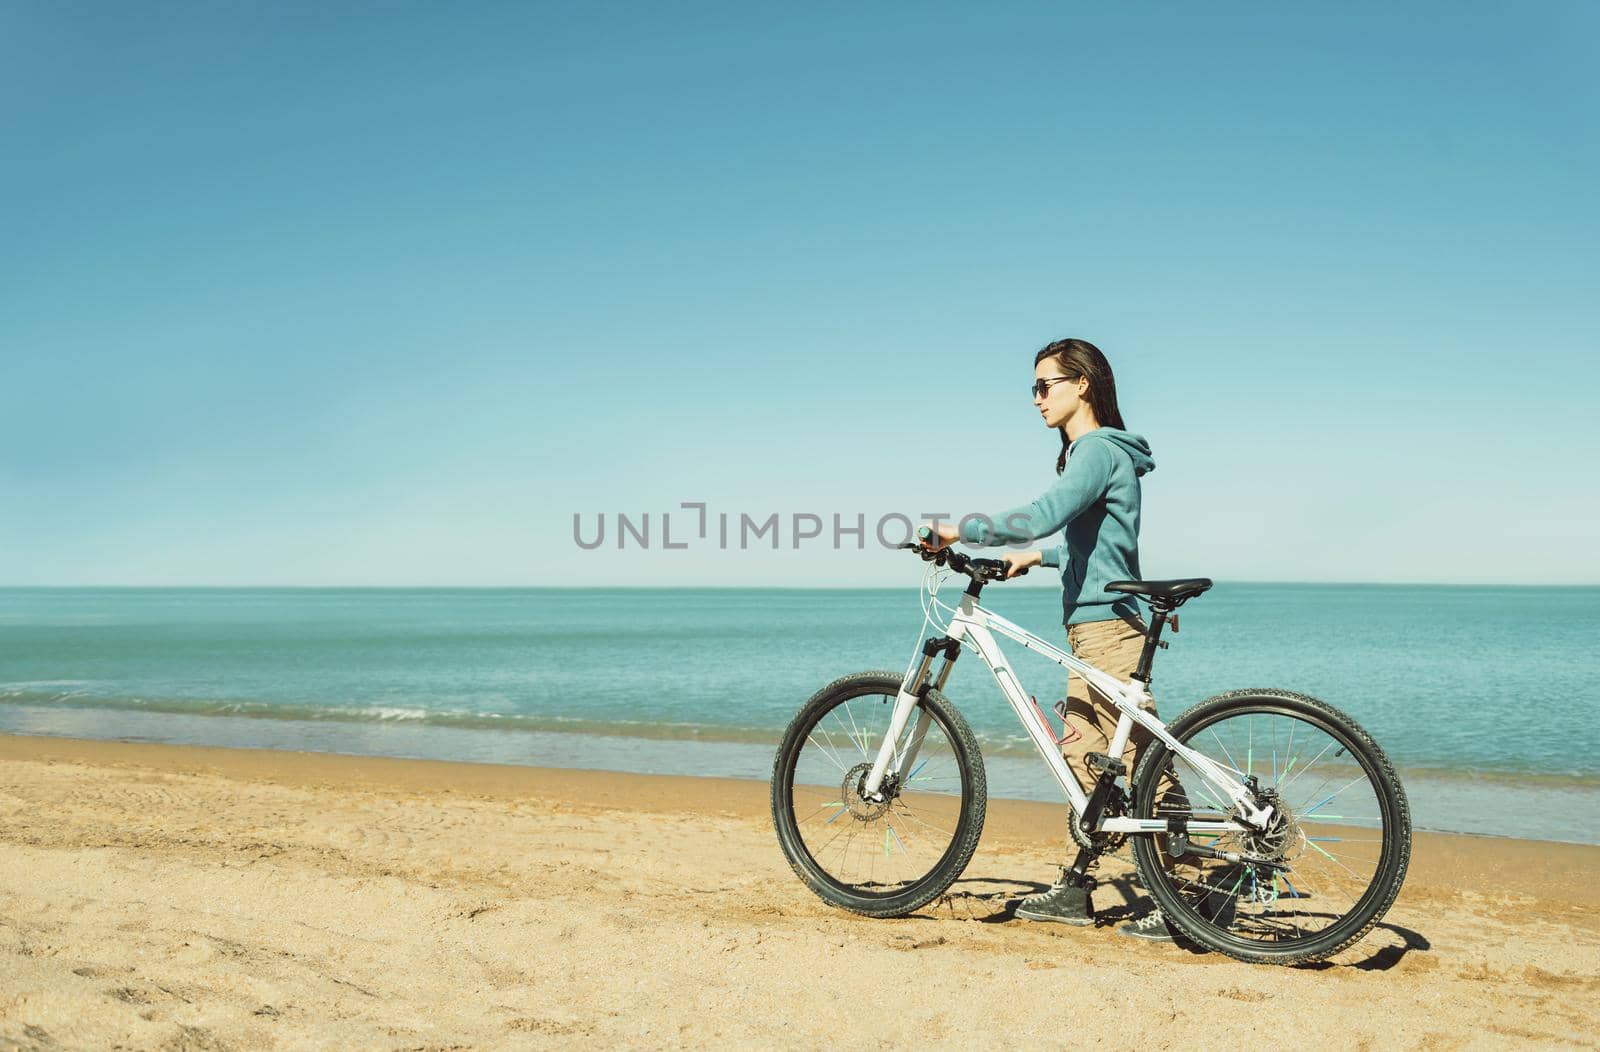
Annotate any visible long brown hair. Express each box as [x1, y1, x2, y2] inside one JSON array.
[[1034, 338, 1127, 475]]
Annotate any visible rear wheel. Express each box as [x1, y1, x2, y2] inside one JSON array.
[[1130, 689, 1410, 965], [771, 671, 986, 918]]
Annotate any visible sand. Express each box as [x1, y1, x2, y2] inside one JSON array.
[[1, 734, 1597, 1050]]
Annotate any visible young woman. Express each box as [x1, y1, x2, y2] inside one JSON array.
[[921, 337, 1175, 938]]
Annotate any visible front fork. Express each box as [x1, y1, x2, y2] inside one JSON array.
[[861, 634, 961, 801]]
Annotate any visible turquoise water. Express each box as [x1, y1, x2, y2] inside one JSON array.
[[2, 586, 1597, 843]]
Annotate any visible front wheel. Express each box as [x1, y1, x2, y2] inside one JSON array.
[[1130, 689, 1411, 965], [771, 671, 986, 918]]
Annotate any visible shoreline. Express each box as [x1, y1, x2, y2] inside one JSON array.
[[5, 697, 1599, 787], [4, 710, 1597, 847]]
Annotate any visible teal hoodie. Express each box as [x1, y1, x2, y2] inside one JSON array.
[[958, 428, 1154, 626]]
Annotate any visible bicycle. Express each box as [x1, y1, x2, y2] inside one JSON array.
[[770, 542, 1411, 965]]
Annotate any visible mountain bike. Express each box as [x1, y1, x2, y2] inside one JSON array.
[[770, 542, 1411, 965]]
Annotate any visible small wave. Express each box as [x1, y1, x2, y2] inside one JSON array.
[[355, 707, 434, 722], [0, 680, 93, 695]]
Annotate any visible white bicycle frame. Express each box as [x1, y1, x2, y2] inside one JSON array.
[[860, 588, 1275, 837]]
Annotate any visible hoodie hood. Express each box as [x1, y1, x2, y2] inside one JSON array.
[[1073, 428, 1155, 477]]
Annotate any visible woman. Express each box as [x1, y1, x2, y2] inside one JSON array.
[[922, 337, 1174, 938]]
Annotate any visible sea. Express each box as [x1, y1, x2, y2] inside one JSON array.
[[2, 585, 1596, 845]]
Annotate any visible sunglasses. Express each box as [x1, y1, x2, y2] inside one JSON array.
[[1031, 376, 1079, 399]]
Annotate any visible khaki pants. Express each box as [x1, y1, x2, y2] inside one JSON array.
[[1061, 614, 1160, 795]]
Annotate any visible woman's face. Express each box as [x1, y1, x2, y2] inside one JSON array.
[[1034, 360, 1089, 430]]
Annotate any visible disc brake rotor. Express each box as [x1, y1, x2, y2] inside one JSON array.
[[841, 762, 892, 821], [1242, 800, 1305, 862]]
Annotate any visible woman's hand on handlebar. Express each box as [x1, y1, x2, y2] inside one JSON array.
[[917, 523, 960, 551], [1002, 550, 1044, 579]]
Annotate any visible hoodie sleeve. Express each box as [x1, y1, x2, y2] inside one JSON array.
[[959, 438, 1117, 548]]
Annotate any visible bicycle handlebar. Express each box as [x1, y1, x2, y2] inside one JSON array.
[[899, 539, 1010, 582]]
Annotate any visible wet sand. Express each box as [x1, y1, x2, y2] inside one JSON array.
[[1, 734, 1597, 1048]]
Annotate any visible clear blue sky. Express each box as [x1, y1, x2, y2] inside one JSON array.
[[2, 3, 1596, 586]]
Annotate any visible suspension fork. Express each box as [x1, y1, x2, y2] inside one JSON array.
[[862, 633, 962, 800]]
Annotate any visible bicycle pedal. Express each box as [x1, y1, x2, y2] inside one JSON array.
[[1086, 752, 1126, 777]]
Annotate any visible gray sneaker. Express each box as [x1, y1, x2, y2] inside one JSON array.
[[1120, 886, 1239, 943], [1014, 871, 1093, 926], [1117, 907, 1177, 941]]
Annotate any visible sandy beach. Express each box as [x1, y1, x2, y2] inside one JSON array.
[[1, 734, 1597, 1049]]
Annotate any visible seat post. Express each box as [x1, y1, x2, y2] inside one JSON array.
[[1131, 607, 1171, 684]]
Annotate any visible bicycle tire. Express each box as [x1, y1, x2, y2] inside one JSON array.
[[771, 670, 987, 918], [1130, 689, 1411, 965]]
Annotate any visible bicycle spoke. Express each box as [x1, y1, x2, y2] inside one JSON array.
[[1277, 740, 1335, 794], [888, 802, 955, 840], [1207, 727, 1244, 778], [814, 721, 855, 773], [806, 732, 847, 773], [840, 702, 871, 760]]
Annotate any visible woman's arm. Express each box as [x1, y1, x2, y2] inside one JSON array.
[[917, 526, 1044, 580], [957, 438, 1118, 547]]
